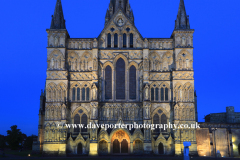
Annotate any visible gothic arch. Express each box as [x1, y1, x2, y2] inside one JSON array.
[[71, 106, 89, 119], [183, 82, 194, 102], [151, 107, 170, 119], [128, 61, 139, 70], [48, 49, 64, 60], [81, 51, 92, 62], [103, 61, 114, 70], [113, 54, 128, 67], [174, 82, 183, 102]]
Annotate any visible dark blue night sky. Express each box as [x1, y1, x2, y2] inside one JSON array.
[[0, 0, 239, 136]]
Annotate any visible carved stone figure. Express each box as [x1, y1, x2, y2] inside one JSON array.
[[93, 38, 98, 48], [144, 84, 149, 100], [92, 84, 97, 100], [144, 38, 148, 48]]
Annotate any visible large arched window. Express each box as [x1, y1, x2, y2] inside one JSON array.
[[161, 114, 167, 132], [130, 33, 133, 48], [114, 33, 118, 48], [81, 113, 88, 132], [153, 114, 160, 134], [74, 114, 80, 133], [74, 109, 88, 133], [152, 109, 168, 135], [105, 66, 112, 100], [129, 65, 136, 100], [123, 33, 126, 48], [116, 58, 125, 100], [108, 33, 111, 48]]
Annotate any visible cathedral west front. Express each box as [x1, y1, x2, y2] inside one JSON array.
[[33, 0, 202, 156]]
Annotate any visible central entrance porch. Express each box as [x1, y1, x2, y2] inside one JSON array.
[[111, 130, 130, 154]]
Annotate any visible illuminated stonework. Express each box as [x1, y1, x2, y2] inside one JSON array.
[[32, 0, 237, 157]]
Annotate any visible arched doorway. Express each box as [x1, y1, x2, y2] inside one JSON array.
[[77, 143, 82, 154], [158, 142, 164, 154], [121, 139, 128, 153], [113, 139, 120, 153], [111, 130, 130, 154], [133, 140, 143, 154], [99, 140, 108, 155]]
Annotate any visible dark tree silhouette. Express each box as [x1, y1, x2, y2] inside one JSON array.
[[6, 125, 23, 150]]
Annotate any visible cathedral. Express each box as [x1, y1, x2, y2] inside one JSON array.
[[32, 0, 240, 157]]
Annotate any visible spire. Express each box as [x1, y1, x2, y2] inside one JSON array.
[[105, 0, 134, 24], [175, 0, 190, 29], [50, 0, 66, 29]]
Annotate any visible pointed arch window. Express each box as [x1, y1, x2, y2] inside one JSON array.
[[129, 65, 136, 100], [151, 84, 159, 101], [108, 33, 111, 48], [105, 65, 112, 100], [152, 109, 168, 135], [116, 58, 125, 100], [123, 33, 127, 48], [77, 88, 80, 101], [130, 33, 133, 48], [114, 33, 118, 48], [74, 114, 80, 133], [72, 88, 76, 101], [74, 111, 88, 133], [160, 84, 169, 101]]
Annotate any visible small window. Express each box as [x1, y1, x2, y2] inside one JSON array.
[[123, 33, 126, 48], [108, 33, 111, 48], [77, 88, 80, 101], [151, 88, 154, 101], [165, 88, 168, 101], [86, 88, 90, 101], [130, 33, 133, 48], [82, 88, 85, 101], [155, 88, 159, 101], [72, 88, 76, 101], [114, 33, 118, 48], [161, 88, 164, 101]]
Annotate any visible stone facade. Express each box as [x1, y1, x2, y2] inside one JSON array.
[[32, 0, 240, 157]]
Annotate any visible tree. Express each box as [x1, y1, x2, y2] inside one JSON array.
[[24, 135, 37, 150], [6, 125, 23, 150], [0, 135, 6, 149]]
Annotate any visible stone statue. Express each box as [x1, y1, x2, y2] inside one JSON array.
[[107, 108, 109, 118], [55, 36, 59, 46], [144, 84, 149, 100], [93, 38, 98, 48], [51, 58, 54, 68], [182, 36, 186, 46], [92, 84, 97, 100], [145, 107, 149, 118], [93, 58, 97, 70], [78, 43, 82, 49], [144, 38, 148, 48]]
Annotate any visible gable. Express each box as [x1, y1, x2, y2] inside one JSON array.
[[98, 8, 143, 48]]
